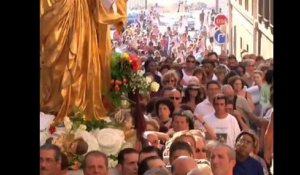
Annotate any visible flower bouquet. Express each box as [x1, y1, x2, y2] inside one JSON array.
[[110, 52, 160, 107]]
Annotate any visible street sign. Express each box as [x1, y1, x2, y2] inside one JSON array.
[[214, 14, 227, 27], [214, 29, 226, 45]]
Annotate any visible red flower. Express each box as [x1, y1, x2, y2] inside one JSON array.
[[129, 53, 136, 60], [49, 125, 56, 134], [131, 59, 141, 71], [115, 80, 122, 85], [123, 78, 128, 84], [110, 79, 115, 85], [129, 53, 137, 64], [114, 85, 120, 92]]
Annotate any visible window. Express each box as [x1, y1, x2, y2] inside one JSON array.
[[252, 0, 255, 17], [258, 0, 263, 22], [264, 0, 270, 21], [239, 0, 242, 5], [264, 0, 270, 27], [245, 0, 249, 11], [240, 37, 243, 50], [234, 26, 237, 54], [246, 44, 249, 52], [270, 0, 273, 27]]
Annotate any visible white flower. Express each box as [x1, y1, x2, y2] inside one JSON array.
[[78, 124, 87, 131], [63, 116, 73, 132], [137, 70, 144, 76], [108, 158, 118, 168], [150, 82, 160, 92], [93, 128, 125, 155], [40, 112, 55, 131], [74, 130, 100, 154], [64, 123, 73, 132], [63, 116, 71, 123], [145, 76, 153, 84], [40, 130, 50, 146], [52, 126, 67, 136], [102, 117, 112, 123]]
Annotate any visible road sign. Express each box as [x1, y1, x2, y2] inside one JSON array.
[[214, 29, 226, 45], [214, 14, 227, 27]]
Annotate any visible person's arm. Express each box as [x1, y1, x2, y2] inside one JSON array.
[[195, 114, 217, 140], [240, 97, 267, 127], [246, 92, 256, 112], [264, 112, 273, 165]]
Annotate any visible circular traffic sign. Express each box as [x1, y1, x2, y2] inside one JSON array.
[[214, 29, 227, 45], [214, 14, 227, 27]]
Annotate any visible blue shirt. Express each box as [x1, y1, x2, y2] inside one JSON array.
[[233, 156, 264, 175]]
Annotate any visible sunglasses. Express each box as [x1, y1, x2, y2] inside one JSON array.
[[186, 60, 195, 63], [195, 148, 207, 153], [169, 96, 181, 100], [188, 88, 199, 91]]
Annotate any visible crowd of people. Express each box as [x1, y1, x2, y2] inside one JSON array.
[[40, 5, 273, 175]]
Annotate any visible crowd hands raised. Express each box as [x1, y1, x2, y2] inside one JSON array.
[[40, 6, 274, 175]]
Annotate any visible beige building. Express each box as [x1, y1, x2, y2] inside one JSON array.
[[228, 0, 273, 60], [127, 0, 145, 10]]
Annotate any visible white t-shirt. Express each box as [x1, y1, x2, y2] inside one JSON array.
[[246, 85, 260, 104], [194, 98, 215, 117], [182, 69, 194, 86], [204, 113, 241, 148]]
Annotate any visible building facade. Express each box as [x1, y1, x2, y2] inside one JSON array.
[[127, 0, 146, 10], [228, 0, 273, 60]]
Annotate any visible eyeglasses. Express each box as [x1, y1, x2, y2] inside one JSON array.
[[237, 139, 253, 145], [169, 96, 181, 100]]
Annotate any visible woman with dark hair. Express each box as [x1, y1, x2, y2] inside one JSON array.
[[155, 97, 175, 132], [182, 78, 206, 111], [235, 63, 246, 77], [222, 70, 239, 85], [193, 68, 207, 85], [228, 75, 255, 112]]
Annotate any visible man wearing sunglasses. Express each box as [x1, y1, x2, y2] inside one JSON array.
[[182, 55, 197, 86]]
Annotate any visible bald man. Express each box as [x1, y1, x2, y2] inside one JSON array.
[[171, 156, 197, 175]]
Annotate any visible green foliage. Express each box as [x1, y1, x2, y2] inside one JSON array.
[[69, 106, 111, 132], [108, 154, 117, 161]]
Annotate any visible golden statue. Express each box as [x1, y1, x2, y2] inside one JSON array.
[[40, 0, 127, 124]]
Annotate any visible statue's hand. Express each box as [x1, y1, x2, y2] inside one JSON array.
[[114, 22, 125, 34]]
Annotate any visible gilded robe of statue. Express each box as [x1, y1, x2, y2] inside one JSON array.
[[40, 0, 127, 123]]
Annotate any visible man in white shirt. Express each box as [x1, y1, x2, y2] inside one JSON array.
[[204, 94, 241, 147], [194, 80, 221, 117]]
